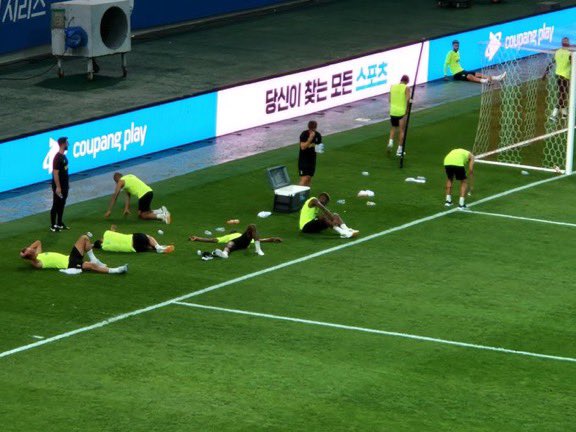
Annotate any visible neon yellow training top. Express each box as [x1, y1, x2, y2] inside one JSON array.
[[121, 174, 152, 199], [444, 50, 464, 76], [390, 83, 408, 117], [102, 230, 136, 252], [216, 233, 254, 244], [36, 252, 69, 269], [555, 48, 571, 79], [444, 148, 470, 167], [299, 197, 319, 230]]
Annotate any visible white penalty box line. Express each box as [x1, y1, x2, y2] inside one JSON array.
[[0, 174, 569, 360], [174, 302, 576, 364], [465, 209, 576, 228]]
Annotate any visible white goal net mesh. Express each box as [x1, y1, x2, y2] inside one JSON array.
[[473, 46, 569, 172]]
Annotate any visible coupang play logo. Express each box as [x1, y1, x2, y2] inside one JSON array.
[[484, 22, 555, 61], [43, 122, 148, 173]]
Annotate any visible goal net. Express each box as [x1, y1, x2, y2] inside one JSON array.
[[473, 44, 575, 174]]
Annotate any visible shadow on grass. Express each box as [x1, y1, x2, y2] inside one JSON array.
[[36, 74, 125, 91]]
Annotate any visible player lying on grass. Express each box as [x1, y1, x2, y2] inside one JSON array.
[[104, 173, 171, 224], [300, 193, 359, 238], [444, 40, 506, 84], [189, 224, 282, 259], [444, 148, 474, 210], [93, 225, 174, 254], [20, 235, 128, 274]]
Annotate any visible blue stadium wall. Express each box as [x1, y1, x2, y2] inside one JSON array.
[[0, 0, 296, 56]]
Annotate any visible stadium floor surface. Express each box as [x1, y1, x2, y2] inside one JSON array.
[[0, 0, 570, 140]]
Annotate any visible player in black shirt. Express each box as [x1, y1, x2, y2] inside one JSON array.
[[50, 137, 70, 232], [298, 120, 323, 187]]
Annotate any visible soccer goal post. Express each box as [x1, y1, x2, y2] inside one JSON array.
[[473, 44, 576, 174]]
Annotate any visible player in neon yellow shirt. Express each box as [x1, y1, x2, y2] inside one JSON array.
[[104, 172, 171, 224], [543, 37, 573, 121], [443, 148, 474, 209], [93, 225, 174, 254], [299, 193, 359, 238], [189, 224, 282, 259], [20, 236, 127, 274], [444, 40, 505, 84], [388, 75, 411, 157]]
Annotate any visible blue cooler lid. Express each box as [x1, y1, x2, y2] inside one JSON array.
[[266, 165, 291, 189]]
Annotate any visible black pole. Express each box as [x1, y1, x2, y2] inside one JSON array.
[[400, 39, 426, 169]]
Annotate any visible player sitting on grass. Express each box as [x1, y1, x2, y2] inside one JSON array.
[[104, 173, 171, 224], [20, 235, 128, 274], [444, 40, 506, 84], [189, 224, 282, 259], [300, 193, 359, 238], [444, 148, 474, 210], [93, 225, 174, 254]]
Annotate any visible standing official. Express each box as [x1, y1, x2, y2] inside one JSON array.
[[388, 75, 411, 157], [50, 137, 70, 232], [298, 120, 323, 187]]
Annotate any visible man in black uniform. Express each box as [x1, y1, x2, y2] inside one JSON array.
[[298, 120, 323, 187], [50, 137, 70, 232]]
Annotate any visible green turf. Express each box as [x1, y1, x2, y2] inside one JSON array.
[[1, 96, 575, 431]]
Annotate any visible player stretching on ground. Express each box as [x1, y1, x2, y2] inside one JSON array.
[[388, 75, 411, 157], [20, 235, 127, 274], [444, 40, 506, 84], [93, 225, 174, 254], [104, 173, 171, 224], [189, 224, 281, 259], [444, 148, 474, 210], [299, 193, 359, 238]]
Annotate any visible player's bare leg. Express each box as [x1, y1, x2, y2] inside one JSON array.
[[445, 179, 453, 206], [388, 126, 397, 153], [146, 235, 174, 254], [458, 180, 468, 209], [299, 175, 312, 186], [74, 234, 107, 266], [396, 117, 407, 156]]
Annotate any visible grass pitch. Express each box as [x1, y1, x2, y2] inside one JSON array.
[[1, 96, 575, 431]]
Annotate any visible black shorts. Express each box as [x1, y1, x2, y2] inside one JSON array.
[[299, 163, 316, 177], [68, 246, 84, 269], [138, 191, 153, 212], [228, 232, 252, 251], [445, 165, 467, 181], [132, 233, 150, 252], [301, 218, 331, 233], [453, 71, 472, 81], [390, 115, 404, 127]]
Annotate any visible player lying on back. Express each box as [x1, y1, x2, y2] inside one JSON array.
[[93, 225, 174, 254], [20, 235, 128, 274], [104, 172, 171, 224], [189, 224, 282, 259], [299, 193, 359, 238]]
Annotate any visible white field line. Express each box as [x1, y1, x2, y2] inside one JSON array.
[[0, 174, 568, 359], [174, 302, 576, 364], [467, 210, 576, 228]]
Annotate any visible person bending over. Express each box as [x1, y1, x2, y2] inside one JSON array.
[[105, 172, 171, 224]]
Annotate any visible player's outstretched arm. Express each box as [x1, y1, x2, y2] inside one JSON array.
[[105, 181, 124, 218], [260, 237, 283, 243], [123, 192, 131, 216], [189, 236, 218, 243]]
